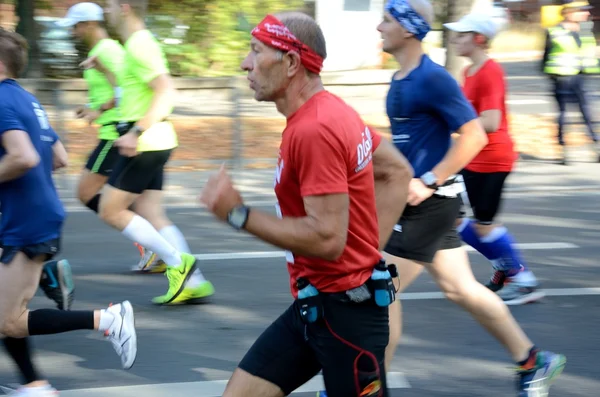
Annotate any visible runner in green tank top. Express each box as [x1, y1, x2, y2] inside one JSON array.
[[59, 2, 162, 275], [84, 0, 214, 305]]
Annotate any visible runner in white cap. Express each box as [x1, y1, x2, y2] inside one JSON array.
[[444, 12, 544, 305]]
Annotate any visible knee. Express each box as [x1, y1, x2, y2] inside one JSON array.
[[0, 315, 27, 338], [77, 183, 94, 205], [98, 198, 122, 226], [439, 280, 476, 306]]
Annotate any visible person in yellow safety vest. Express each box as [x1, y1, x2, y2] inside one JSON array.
[[542, 0, 600, 165]]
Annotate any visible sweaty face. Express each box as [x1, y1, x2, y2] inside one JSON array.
[[240, 38, 287, 102], [377, 12, 410, 54], [452, 32, 477, 57]]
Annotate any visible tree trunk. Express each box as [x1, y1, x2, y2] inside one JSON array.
[[15, 0, 41, 78], [443, 0, 475, 79]]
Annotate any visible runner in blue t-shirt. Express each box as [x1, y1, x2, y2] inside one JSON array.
[[0, 28, 136, 396], [376, 1, 565, 396]]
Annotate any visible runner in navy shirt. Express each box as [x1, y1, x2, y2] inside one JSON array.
[[0, 28, 136, 396], [377, 1, 565, 396]]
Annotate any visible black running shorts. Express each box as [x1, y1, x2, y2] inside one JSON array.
[[238, 295, 389, 397], [0, 238, 61, 265], [85, 139, 120, 176], [108, 150, 172, 194], [460, 169, 510, 224], [384, 195, 462, 263]]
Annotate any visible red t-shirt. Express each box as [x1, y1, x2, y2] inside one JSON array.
[[462, 59, 517, 173], [274, 91, 382, 298]]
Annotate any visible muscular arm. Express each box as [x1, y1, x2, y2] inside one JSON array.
[[244, 194, 349, 261], [0, 130, 40, 183], [432, 119, 488, 182], [373, 138, 413, 249], [136, 74, 176, 131]]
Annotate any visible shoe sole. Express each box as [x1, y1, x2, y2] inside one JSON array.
[[159, 259, 198, 305], [57, 260, 75, 311], [121, 300, 137, 370], [503, 290, 546, 306]]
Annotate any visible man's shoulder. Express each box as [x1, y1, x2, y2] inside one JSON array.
[[94, 39, 125, 57]]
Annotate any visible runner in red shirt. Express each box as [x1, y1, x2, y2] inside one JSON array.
[[444, 13, 542, 305], [200, 11, 412, 397]]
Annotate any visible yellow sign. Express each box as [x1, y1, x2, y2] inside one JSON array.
[[541, 5, 564, 28]]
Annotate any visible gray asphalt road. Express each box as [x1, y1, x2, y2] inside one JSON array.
[[1, 188, 599, 396]]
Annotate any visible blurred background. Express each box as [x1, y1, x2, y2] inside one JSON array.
[[0, 0, 598, 191]]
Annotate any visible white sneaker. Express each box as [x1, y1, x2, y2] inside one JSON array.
[[132, 243, 165, 273], [104, 301, 137, 370], [8, 385, 58, 396]]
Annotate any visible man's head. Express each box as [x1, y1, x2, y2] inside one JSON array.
[[562, 1, 593, 23], [378, 0, 434, 54], [58, 2, 105, 45], [444, 13, 498, 57], [240, 12, 326, 102], [0, 28, 28, 79], [104, 0, 147, 31]]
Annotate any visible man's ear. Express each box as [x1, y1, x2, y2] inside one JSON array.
[[285, 50, 302, 77]]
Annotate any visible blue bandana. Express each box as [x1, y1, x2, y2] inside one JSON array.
[[385, 0, 431, 41]]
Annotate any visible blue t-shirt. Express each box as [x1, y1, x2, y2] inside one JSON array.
[[386, 55, 478, 178], [0, 79, 65, 246]]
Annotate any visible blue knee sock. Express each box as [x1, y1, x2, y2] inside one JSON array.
[[480, 226, 528, 275], [457, 218, 495, 260]]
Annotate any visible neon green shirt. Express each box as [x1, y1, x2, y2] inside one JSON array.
[[120, 29, 178, 152], [84, 38, 124, 141]]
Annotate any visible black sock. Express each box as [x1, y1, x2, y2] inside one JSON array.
[[3, 337, 41, 384], [85, 194, 101, 213], [28, 309, 95, 336]]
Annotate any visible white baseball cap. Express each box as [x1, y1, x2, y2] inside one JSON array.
[[443, 13, 498, 40], [57, 2, 104, 27]]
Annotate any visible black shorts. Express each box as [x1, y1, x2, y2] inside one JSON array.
[[384, 195, 462, 263], [460, 169, 509, 224], [0, 238, 61, 265], [107, 150, 172, 194], [239, 295, 389, 397], [85, 139, 120, 176]]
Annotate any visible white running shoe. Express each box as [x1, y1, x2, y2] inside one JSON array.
[[104, 301, 137, 370], [8, 385, 59, 396]]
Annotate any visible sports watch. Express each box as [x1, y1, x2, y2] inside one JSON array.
[[420, 171, 439, 190], [130, 125, 144, 136], [227, 205, 250, 230]]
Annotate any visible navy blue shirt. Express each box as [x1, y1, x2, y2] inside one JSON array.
[[386, 55, 478, 177], [0, 79, 65, 246]]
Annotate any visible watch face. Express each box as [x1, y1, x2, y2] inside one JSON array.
[[422, 173, 436, 185], [229, 207, 247, 227]]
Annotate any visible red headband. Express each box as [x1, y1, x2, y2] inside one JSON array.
[[251, 15, 324, 75]]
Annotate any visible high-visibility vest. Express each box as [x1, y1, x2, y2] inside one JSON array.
[[543, 25, 600, 75]]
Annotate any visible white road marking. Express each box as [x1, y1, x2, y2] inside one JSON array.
[[57, 372, 410, 396], [192, 242, 579, 262], [507, 99, 549, 105], [399, 287, 600, 301]]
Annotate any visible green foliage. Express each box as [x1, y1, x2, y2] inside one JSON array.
[[149, 0, 305, 76]]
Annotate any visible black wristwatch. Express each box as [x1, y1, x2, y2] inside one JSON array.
[[420, 171, 439, 190], [130, 125, 144, 136], [227, 205, 250, 230]]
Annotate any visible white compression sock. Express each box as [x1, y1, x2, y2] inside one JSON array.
[[159, 224, 206, 287], [122, 215, 181, 266], [98, 309, 115, 333], [159, 225, 191, 253]]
